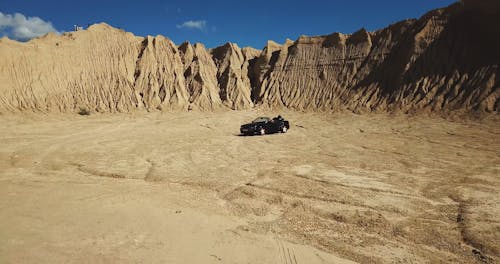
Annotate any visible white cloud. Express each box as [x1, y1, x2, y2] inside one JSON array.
[[0, 12, 59, 41], [176, 20, 207, 31]]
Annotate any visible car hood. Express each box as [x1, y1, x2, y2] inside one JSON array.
[[240, 123, 255, 129], [241, 122, 266, 129]]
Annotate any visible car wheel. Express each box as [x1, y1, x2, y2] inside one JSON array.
[[259, 128, 265, 135], [282, 126, 287, 133]]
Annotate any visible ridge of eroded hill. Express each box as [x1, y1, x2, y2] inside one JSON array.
[[0, 0, 498, 114]]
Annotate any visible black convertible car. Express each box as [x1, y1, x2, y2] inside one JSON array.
[[240, 116, 290, 135]]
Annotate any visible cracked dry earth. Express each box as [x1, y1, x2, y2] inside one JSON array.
[[0, 111, 498, 263]]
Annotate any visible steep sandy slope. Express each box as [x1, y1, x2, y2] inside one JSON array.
[[211, 43, 260, 110], [0, 0, 498, 114], [133, 35, 189, 111], [178, 42, 221, 110], [256, 1, 499, 113], [0, 24, 191, 113], [0, 24, 142, 113], [0, 25, 255, 113]]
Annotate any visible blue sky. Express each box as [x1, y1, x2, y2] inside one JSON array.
[[0, 0, 456, 48]]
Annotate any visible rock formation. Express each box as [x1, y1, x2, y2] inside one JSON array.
[[133, 35, 189, 111], [0, 24, 142, 113], [178, 42, 221, 110], [0, 0, 498, 114], [255, 0, 499, 113], [211, 43, 260, 110]]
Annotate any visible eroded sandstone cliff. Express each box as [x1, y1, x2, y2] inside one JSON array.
[[255, 1, 499, 113], [178, 42, 221, 110], [0, 0, 498, 114]]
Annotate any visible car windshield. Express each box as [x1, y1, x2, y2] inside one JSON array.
[[252, 117, 270, 123]]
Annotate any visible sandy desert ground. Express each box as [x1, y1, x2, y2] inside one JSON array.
[[0, 110, 498, 263]]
